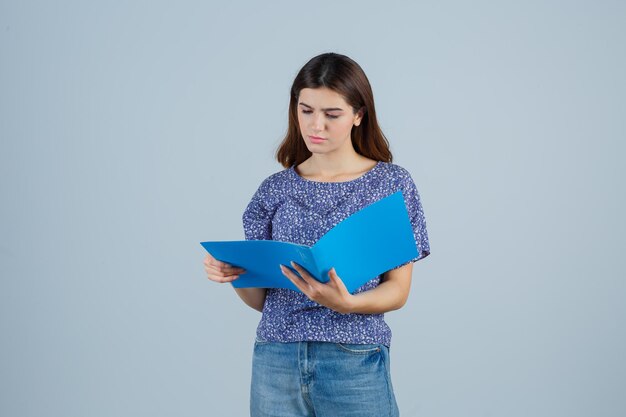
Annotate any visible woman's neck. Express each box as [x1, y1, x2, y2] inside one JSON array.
[[297, 154, 377, 182]]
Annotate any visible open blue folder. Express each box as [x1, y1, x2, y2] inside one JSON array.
[[200, 190, 418, 294]]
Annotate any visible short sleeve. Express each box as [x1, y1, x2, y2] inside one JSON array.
[[242, 179, 273, 241], [390, 172, 431, 269]]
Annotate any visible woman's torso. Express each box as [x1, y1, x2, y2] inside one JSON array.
[[242, 160, 424, 347]]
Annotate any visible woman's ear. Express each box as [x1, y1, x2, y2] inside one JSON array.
[[354, 106, 366, 126]]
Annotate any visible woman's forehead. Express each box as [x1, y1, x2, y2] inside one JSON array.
[[298, 87, 348, 109]]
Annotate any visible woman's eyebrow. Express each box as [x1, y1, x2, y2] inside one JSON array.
[[298, 102, 344, 112]]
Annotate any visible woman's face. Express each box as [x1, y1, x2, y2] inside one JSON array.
[[296, 87, 363, 156]]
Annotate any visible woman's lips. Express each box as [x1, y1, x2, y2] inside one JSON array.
[[309, 135, 326, 144]]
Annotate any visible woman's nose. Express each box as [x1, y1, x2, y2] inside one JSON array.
[[310, 113, 325, 131]]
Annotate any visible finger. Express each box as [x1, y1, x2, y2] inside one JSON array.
[[328, 267, 338, 280], [208, 258, 246, 274], [328, 267, 348, 291], [212, 260, 228, 272], [280, 264, 310, 294], [286, 263, 325, 301], [206, 272, 239, 283], [223, 264, 246, 274], [289, 261, 317, 287], [205, 264, 245, 278], [204, 261, 233, 275], [206, 255, 229, 271], [213, 274, 239, 283], [204, 253, 221, 268], [328, 267, 340, 283], [279, 264, 301, 282], [205, 263, 222, 274]]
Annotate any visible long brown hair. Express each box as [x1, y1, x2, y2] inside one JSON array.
[[275, 52, 393, 168]]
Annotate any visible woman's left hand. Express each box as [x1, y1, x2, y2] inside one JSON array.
[[280, 261, 354, 314]]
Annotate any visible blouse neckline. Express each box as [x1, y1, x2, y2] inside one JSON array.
[[289, 161, 382, 185]]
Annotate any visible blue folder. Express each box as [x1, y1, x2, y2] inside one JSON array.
[[200, 190, 419, 294]]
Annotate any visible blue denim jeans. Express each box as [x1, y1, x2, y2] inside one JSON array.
[[250, 337, 400, 417]]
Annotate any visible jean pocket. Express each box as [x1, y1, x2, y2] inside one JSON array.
[[336, 343, 382, 355]]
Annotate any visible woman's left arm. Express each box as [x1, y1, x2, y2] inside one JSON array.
[[280, 261, 414, 314], [348, 263, 413, 314]]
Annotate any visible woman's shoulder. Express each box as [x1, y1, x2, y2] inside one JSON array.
[[260, 165, 292, 185], [244, 167, 292, 214], [250, 165, 294, 197], [377, 161, 415, 182]]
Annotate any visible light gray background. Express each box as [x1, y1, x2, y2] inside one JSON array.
[[1, 1, 624, 416]]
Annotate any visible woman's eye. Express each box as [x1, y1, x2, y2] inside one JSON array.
[[301, 110, 339, 119], [302, 110, 339, 119]]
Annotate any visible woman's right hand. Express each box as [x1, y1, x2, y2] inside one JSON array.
[[203, 253, 247, 283]]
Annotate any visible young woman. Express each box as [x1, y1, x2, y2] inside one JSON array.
[[204, 52, 430, 417]]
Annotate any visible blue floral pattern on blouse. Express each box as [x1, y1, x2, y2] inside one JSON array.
[[242, 161, 430, 347]]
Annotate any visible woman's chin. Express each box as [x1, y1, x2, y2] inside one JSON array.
[[303, 144, 322, 153], [307, 149, 331, 156]]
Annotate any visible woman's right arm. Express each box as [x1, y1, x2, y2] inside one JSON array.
[[205, 177, 272, 312], [204, 253, 266, 312], [233, 287, 266, 313]]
